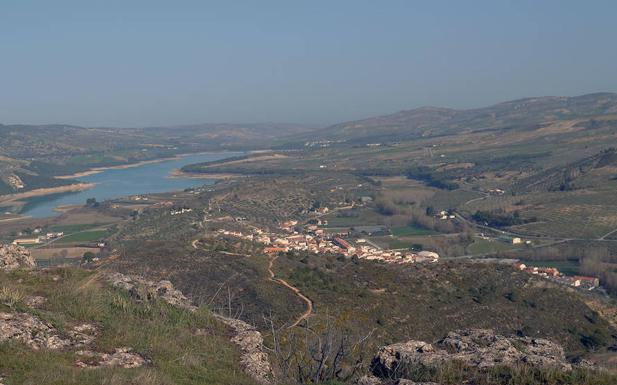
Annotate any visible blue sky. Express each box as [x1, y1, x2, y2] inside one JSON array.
[[1, 0, 616, 127]]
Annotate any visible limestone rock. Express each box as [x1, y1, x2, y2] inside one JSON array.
[[105, 272, 273, 383], [69, 323, 99, 346], [356, 375, 383, 385], [106, 272, 197, 311], [0, 244, 36, 270], [0, 312, 98, 350], [0, 312, 71, 350], [76, 347, 148, 368], [373, 329, 572, 379], [215, 315, 273, 384]]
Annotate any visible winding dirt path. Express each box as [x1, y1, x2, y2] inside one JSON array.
[[191, 234, 313, 328], [267, 254, 313, 328]]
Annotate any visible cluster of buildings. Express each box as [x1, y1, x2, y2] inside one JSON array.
[[12, 231, 64, 245], [487, 188, 506, 195], [170, 207, 193, 216], [436, 210, 456, 220], [513, 262, 600, 290], [214, 219, 439, 265], [131, 195, 149, 201], [350, 239, 439, 264], [7, 174, 25, 190]]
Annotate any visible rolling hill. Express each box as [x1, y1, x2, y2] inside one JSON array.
[[300, 92, 617, 144]]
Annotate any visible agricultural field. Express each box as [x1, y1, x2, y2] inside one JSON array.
[[54, 229, 112, 245], [465, 237, 521, 255], [391, 225, 437, 236]]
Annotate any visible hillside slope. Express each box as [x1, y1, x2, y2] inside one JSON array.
[[0, 266, 259, 385], [301, 92, 617, 144]]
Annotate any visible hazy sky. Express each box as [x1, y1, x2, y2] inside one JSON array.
[[1, 0, 616, 127]]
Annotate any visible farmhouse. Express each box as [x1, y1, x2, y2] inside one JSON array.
[[574, 276, 600, 289], [12, 238, 40, 245]]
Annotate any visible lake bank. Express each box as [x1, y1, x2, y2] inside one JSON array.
[[18, 152, 242, 218], [0, 183, 96, 207], [168, 168, 246, 180], [54, 155, 184, 179]]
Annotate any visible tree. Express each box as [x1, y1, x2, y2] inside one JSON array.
[[85, 197, 99, 207], [82, 251, 96, 263]]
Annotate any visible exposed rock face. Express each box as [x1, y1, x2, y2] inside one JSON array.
[[107, 272, 197, 311], [215, 314, 273, 384], [0, 312, 96, 350], [357, 375, 384, 385], [0, 244, 36, 270], [76, 347, 148, 368], [106, 272, 273, 384], [356, 376, 439, 385], [373, 329, 572, 379]]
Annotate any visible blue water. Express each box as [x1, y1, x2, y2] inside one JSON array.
[[22, 152, 241, 218]]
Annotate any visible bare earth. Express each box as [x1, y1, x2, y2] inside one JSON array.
[[0, 183, 96, 206], [54, 157, 182, 179], [168, 169, 245, 180]]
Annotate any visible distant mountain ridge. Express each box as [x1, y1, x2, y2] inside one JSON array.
[[301, 92, 617, 144]]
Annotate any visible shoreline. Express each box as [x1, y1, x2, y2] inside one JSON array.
[[54, 150, 246, 180], [0, 215, 32, 223], [54, 156, 182, 179], [168, 168, 246, 180], [0, 183, 96, 206]]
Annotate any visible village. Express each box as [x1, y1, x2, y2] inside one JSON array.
[[512, 261, 600, 291], [213, 215, 440, 264]]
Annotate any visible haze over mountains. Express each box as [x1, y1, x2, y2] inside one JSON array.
[[307, 92, 617, 143], [2, 92, 617, 195]]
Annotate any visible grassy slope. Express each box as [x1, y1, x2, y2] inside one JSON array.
[[0, 268, 256, 385]]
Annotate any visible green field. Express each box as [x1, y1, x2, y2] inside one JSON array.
[[391, 225, 437, 236], [48, 223, 107, 233], [466, 237, 519, 255], [322, 209, 386, 228], [56, 229, 112, 244]]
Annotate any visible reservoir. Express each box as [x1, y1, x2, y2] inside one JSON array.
[[21, 152, 241, 218]]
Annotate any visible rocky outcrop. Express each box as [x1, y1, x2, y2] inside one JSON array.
[[373, 329, 573, 380], [357, 376, 439, 385], [107, 272, 197, 311], [76, 347, 149, 368], [0, 310, 148, 370], [105, 272, 273, 384], [0, 312, 97, 350], [0, 244, 36, 270], [215, 314, 274, 383]]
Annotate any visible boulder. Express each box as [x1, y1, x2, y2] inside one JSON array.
[[372, 329, 573, 379], [76, 347, 148, 368], [356, 375, 383, 385], [0, 312, 71, 350], [0, 244, 36, 270], [0, 312, 98, 350]]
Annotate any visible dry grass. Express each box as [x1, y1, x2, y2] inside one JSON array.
[[0, 286, 24, 308]]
